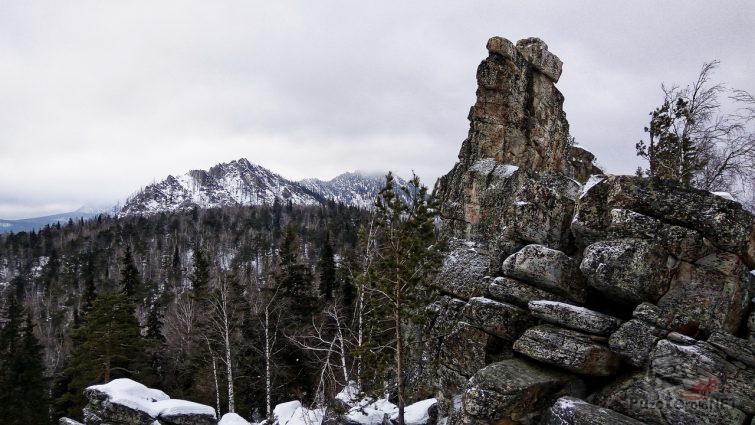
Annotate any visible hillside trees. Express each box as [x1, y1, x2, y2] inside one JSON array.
[[0, 201, 375, 419], [318, 234, 337, 301], [0, 295, 48, 425], [636, 61, 755, 202]]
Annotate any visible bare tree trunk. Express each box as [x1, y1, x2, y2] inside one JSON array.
[[225, 326, 235, 413], [333, 306, 350, 384], [394, 300, 405, 425], [356, 285, 364, 390], [206, 339, 221, 417], [264, 304, 273, 418], [220, 281, 235, 413], [212, 356, 221, 417]]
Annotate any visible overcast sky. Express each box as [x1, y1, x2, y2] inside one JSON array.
[[1, 1, 753, 219]]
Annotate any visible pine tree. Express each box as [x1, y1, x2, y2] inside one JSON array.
[[56, 292, 153, 419], [366, 172, 442, 425]]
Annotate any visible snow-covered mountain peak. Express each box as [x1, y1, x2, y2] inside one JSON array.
[[118, 159, 410, 217]]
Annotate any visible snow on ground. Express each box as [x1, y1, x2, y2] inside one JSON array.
[[346, 395, 435, 425], [86, 378, 215, 419], [290, 406, 326, 425], [335, 381, 361, 407], [345, 407, 386, 425], [273, 383, 436, 425], [272, 400, 325, 425], [273, 401, 302, 425], [220, 412, 252, 425], [390, 398, 437, 425]]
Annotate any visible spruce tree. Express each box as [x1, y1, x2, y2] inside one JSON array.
[[273, 226, 317, 398], [82, 254, 97, 315], [277, 226, 316, 319], [190, 246, 211, 299], [120, 245, 142, 298]]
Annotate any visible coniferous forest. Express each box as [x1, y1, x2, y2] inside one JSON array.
[[0, 177, 443, 424]]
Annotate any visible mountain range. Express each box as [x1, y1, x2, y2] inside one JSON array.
[[0, 159, 412, 232]]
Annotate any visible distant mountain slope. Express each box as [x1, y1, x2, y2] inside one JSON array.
[[118, 159, 409, 217], [0, 207, 102, 233]]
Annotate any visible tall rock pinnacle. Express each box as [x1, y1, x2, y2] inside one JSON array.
[[436, 36, 600, 245], [467, 36, 570, 173]]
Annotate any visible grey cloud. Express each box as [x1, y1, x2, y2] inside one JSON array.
[[0, 1, 753, 218]]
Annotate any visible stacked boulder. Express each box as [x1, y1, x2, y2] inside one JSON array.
[[423, 36, 755, 425]]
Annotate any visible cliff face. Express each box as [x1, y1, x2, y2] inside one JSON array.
[[422, 37, 755, 425]]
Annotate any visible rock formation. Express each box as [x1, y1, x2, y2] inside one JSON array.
[[421, 36, 755, 425]]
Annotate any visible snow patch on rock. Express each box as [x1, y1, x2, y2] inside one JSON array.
[[220, 412, 252, 425], [580, 175, 605, 199]]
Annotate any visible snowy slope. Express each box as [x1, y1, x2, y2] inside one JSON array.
[[119, 159, 412, 217], [300, 171, 414, 209]]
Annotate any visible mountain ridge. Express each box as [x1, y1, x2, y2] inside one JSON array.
[[1, 160, 413, 232]]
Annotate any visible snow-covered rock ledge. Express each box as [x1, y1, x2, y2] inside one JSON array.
[[60, 378, 217, 425]]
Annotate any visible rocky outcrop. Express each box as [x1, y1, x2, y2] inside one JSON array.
[[501, 244, 586, 303], [513, 325, 620, 376], [580, 239, 672, 303], [462, 297, 535, 341], [650, 339, 755, 414], [434, 240, 489, 300], [487, 276, 571, 308], [528, 301, 623, 336], [422, 35, 755, 425]]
